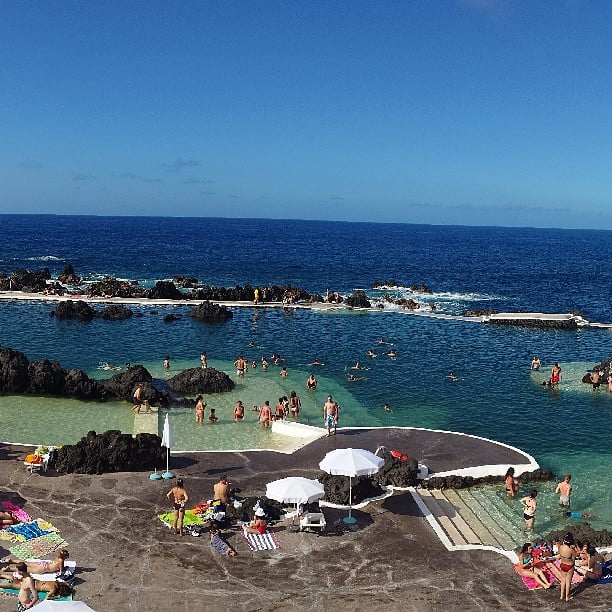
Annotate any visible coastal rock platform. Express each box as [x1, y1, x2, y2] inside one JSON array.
[[1, 427, 609, 611]]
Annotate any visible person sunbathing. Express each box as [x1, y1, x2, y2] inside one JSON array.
[[243, 508, 267, 534], [0, 572, 72, 598], [0, 511, 20, 526], [517, 542, 553, 589], [2, 549, 69, 574], [210, 528, 237, 556]]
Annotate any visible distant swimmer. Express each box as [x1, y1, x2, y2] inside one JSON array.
[[351, 362, 363, 370], [378, 339, 394, 345], [251, 360, 257, 369], [261, 356, 269, 369], [447, 372, 458, 381], [531, 356, 541, 370], [565, 511, 598, 519], [280, 367, 288, 377], [589, 370, 602, 390], [347, 373, 357, 381], [309, 358, 324, 366], [163, 355, 170, 370], [367, 350, 378, 358], [383, 403, 393, 413], [386, 350, 397, 359], [306, 373, 318, 389]]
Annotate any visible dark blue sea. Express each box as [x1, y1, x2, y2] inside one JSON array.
[[0, 215, 610, 525]]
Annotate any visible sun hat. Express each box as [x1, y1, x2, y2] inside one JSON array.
[[255, 508, 265, 517]]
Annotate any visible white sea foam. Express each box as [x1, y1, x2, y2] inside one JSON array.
[[24, 255, 62, 262]]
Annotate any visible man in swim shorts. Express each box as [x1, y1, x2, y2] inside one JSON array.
[[323, 396, 339, 436], [555, 474, 572, 507]]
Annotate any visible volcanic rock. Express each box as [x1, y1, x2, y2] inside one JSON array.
[[582, 357, 612, 384], [172, 275, 199, 288], [166, 367, 235, 395], [544, 523, 612, 548], [164, 314, 181, 323], [318, 472, 385, 506], [187, 301, 233, 323], [87, 277, 145, 299], [8, 268, 51, 293], [55, 430, 165, 475], [374, 451, 419, 487], [54, 300, 95, 321], [421, 467, 554, 490], [104, 366, 171, 407], [98, 304, 133, 320], [344, 290, 371, 309], [146, 281, 184, 300], [58, 264, 81, 285], [0, 348, 30, 392], [372, 280, 399, 288]]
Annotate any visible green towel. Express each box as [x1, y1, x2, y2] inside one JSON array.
[[158, 509, 206, 528], [0, 588, 73, 602]]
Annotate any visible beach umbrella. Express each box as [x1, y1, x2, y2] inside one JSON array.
[[32, 601, 96, 611], [319, 448, 384, 524], [266, 476, 325, 511], [161, 412, 175, 479]]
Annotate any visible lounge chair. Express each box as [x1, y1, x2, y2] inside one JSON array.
[[299, 511, 326, 532]]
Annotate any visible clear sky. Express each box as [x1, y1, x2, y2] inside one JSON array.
[[1, 1, 611, 229]]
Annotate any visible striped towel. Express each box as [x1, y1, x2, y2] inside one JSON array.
[[241, 530, 280, 551]]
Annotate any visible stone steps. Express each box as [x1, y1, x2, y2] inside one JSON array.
[[133, 410, 159, 436]]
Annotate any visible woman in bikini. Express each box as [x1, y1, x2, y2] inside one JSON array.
[[519, 489, 538, 529], [556, 532, 579, 602], [195, 395, 205, 424], [517, 543, 552, 589], [167, 478, 188, 536], [2, 549, 69, 575], [504, 467, 519, 498]]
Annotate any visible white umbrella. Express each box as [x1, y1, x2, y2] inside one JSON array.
[[32, 601, 96, 611], [161, 412, 174, 479], [266, 476, 325, 508], [319, 448, 384, 522]]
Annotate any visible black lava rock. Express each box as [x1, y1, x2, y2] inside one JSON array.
[[187, 301, 233, 323], [344, 290, 371, 309], [97, 304, 133, 320], [104, 365, 172, 407], [318, 472, 385, 506], [54, 300, 95, 321], [166, 367, 235, 395], [58, 264, 81, 285], [146, 281, 184, 300]]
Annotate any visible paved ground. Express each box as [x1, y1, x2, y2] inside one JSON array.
[[0, 430, 608, 611]]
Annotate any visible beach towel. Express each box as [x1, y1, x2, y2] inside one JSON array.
[[514, 564, 556, 590], [0, 502, 31, 523], [9, 532, 68, 560], [0, 519, 57, 544], [241, 530, 280, 551], [158, 510, 206, 529]]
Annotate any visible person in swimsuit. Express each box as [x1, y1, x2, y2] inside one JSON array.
[[195, 395, 206, 424], [234, 355, 247, 376], [608, 373, 612, 392], [520, 489, 538, 529], [531, 356, 541, 370], [213, 475, 231, 504], [167, 478, 188, 536], [6, 563, 37, 611], [208, 408, 218, 423], [163, 355, 170, 370], [2, 550, 69, 575], [132, 383, 151, 413], [280, 367, 288, 377], [243, 508, 267, 534], [556, 532, 578, 602], [504, 467, 519, 498], [323, 395, 339, 436], [0, 511, 20, 526], [261, 356, 269, 370], [555, 474, 572, 507], [0, 572, 72, 599], [233, 401, 245, 421], [576, 542, 604, 580], [517, 543, 553, 589], [306, 373, 317, 389], [589, 370, 601, 390], [210, 527, 237, 556], [550, 363, 561, 386], [259, 401, 272, 428], [200, 352, 207, 369], [289, 390, 301, 419]]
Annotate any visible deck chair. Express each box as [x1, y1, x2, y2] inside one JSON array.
[[299, 511, 326, 532]]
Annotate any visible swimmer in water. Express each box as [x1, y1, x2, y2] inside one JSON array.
[[367, 349, 378, 358], [309, 358, 324, 366], [447, 372, 458, 381], [383, 403, 393, 413]]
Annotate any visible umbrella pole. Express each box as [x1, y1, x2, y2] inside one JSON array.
[[348, 476, 352, 518]]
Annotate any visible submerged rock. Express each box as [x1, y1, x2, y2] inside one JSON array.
[[166, 367, 235, 395]]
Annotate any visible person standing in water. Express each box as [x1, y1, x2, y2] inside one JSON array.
[[195, 395, 206, 424], [555, 474, 572, 507], [323, 395, 339, 436], [520, 489, 538, 529], [163, 356, 170, 370]]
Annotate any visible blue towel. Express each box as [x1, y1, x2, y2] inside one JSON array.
[[3, 521, 51, 541]]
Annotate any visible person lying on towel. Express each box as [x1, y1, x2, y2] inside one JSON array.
[[0, 569, 73, 599], [210, 528, 237, 556], [243, 508, 267, 534], [0, 511, 21, 526], [2, 549, 69, 575]]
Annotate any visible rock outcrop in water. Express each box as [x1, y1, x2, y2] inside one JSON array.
[[0, 268, 53, 293], [87, 277, 145, 298], [166, 367, 235, 395], [187, 301, 233, 323], [0, 348, 107, 400], [53, 300, 96, 321], [98, 304, 133, 320], [55, 430, 165, 475], [146, 280, 184, 300], [581, 357, 612, 385], [420, 467, 554, 490], [344, 290, 371, 309], [58, 264, 81, 285], [104, 365, 172, 407]]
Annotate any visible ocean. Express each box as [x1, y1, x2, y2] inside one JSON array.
[[0, 215, 610, 527]]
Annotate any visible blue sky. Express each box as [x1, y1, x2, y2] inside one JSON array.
[[1, 1, 611, 229]]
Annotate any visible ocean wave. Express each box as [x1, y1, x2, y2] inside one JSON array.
[[24, 255, 63, 262]]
